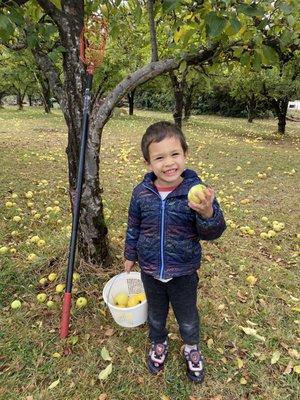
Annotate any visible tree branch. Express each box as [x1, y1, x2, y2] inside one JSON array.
[[147, 0, 158, 62], [93, 44, 219, 131]]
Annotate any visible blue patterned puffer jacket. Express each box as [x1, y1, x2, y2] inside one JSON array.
[[124, 169, 226, 280]]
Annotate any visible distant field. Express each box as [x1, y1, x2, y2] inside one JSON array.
[[0, 107, 299, 400]]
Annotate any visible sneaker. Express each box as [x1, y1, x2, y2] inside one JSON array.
[[183, 347, 204, 383], [147, 342, 168, 374]]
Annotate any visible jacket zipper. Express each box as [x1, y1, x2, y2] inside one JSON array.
[[159, 199, 166, 279], [143, 184, 166, 279]]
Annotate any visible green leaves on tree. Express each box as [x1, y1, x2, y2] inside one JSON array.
[[205, 11, 227, 38]]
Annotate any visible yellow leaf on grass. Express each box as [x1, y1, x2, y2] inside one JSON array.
[[207, 338, 214, 348], [240, 377, 247, 385], [294, 365, 300, 374], [236, 357, 244, 369], [48, 379, 60, 390], [101, 347, 112, 361], [271, 351, 281, 364], [239, 326, 266, 342], [161, 395, 171, 400], [52, 352, 61, 358], [288, 349, 300, 359], [98, 363, 112, 380], [127, 346, 134, 354], [291, 307, 300, 312]]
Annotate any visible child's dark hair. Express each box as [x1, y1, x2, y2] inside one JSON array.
[[141, 121, 188, 162]]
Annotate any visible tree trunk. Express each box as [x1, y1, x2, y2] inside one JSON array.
[[16, 92, 23, 110], [169, 71, 184, 128], [127, 89, 135, 115], [39, 76, 52, 113], [272, 98, 288, 134], [184, 84, 195, 121], [0, 92, 5, 108], [28, 95, 32, 106], [247, 93, 256, 123]]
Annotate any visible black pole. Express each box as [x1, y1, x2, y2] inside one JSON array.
[[60, 72, 93, 338]]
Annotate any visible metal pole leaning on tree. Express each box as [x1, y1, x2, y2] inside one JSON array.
[[60, 17, 108, 339]]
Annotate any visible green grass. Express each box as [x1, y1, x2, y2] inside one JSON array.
[[0, 106, 299, 400]]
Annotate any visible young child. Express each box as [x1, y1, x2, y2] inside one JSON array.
[[124, 121, 226, 383]]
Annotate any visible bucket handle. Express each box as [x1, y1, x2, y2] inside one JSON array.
[[105, 272, 129, 306]]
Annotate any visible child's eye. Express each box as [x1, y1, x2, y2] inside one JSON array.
[[172, 153, 179, 156], [156, 156, 163, 160]]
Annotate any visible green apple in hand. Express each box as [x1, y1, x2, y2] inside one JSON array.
[[188, 184, 206, 204]]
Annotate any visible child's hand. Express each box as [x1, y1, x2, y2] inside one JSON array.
[[188, 187, 215, 219], [124, 259, 135, 273]]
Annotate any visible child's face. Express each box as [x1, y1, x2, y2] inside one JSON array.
[[147, 136, 187, 187]]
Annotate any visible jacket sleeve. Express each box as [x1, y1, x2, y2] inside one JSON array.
[[195, 198, 226, 241], [124, 191, 141, 261]]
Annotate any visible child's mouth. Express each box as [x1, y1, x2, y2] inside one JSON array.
[[164, 169, 177, 176]]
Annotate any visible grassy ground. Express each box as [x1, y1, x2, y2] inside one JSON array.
[[0, 107, 299, 400]]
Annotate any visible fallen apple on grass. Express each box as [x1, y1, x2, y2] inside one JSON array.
[[11, 299, 22, 309], [37, 293, 47, 303], [76, 297, 88, 308]]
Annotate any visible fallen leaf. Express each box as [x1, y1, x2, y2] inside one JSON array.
[[48, 379, 60, 390], [240, 377, 247, 385], [127, 346, 134, 354], [291, 307, 300, 312], [161, 396, 170, 400], [98, 363, 112, 380], [271, 351, 281, 364], [237, 290, 248, 303], [137, 376, 144, 384], [239, 326, 265, 342], [104, 328, 115, 337], [283, 361, 293, 375], [52, 352, 61, 358], [236, 357, 244, 369], [288, 349, 300, 359], [207, 338, 214, 349], [101, 347, 112, 361], [98, 394, 108, 400]]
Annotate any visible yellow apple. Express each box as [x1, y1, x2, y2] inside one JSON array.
[[46, 300, 56, 309], [11, 299, 22, 309], [37, 239, 46, 247], [55, 284, 65, 293], [188, 184, 207, 204], [39, 277, 47, 285], [127, 295, 140, 308], [246, 275, 257, 285], [37, 293, 47, 303], [0, 246, 9, 255], [76, 297, 88, 308], [72, 272, 80, 282], [135, 292, 146, 303], [27, 253, 38, 262], [48, 272, 57, 282], [114, 292, 129, 307]]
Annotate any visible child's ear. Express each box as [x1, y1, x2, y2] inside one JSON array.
[[144, 159, 152, 171]]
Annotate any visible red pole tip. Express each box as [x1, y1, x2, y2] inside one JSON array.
[[60, 292, 72, 339]]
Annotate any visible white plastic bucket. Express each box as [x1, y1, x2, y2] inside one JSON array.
[[102, 272, 148, 328]]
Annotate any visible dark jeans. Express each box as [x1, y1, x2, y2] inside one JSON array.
[[141, 270, 200, 345]]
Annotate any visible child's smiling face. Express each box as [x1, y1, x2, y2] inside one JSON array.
[[147, 135, 187, 187]]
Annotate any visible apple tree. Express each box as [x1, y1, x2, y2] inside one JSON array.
[[1, 0, 299, 266]]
